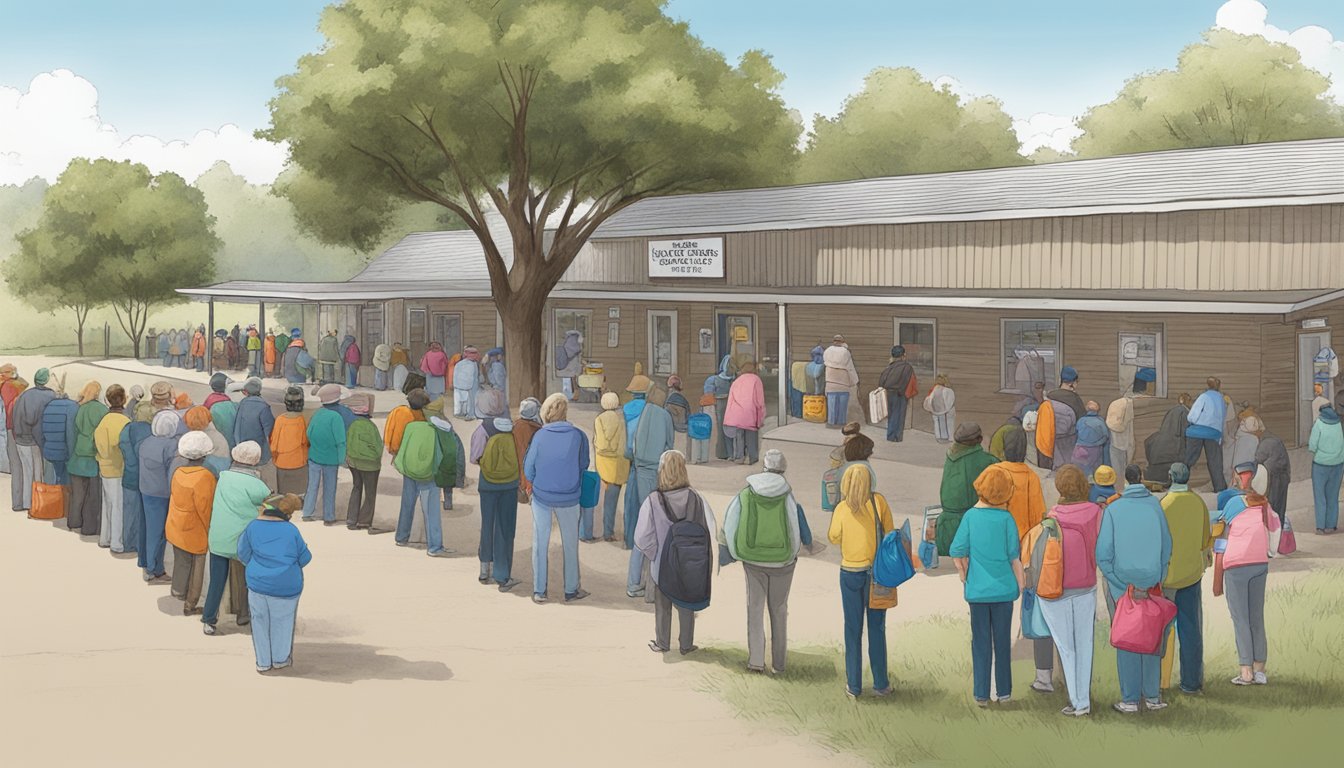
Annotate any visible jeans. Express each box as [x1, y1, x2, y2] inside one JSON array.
[[478, 489, 517, 583], [1184, 436, 1227, 492], [579, 504, 595, 540], [562, 378, 574, 399], [374, 369, 388, 391], [789, 388, 803, 419], [202, 553, 249, 626], [745, 561, 796, 672], [346, 468, 379, 527], [396, 476, 446, 554], [141, 494, 169, 576], [628, 548, 646, 592], [1038, 589, 1096, 711], [601, 482, 622, 539], [301, 462, 339, 522], [248, 591, 300, 671], [730, 429, 760, 463], [884, 392, 908, 442], [1311, 462, 1343, 530], [100, 478, 124, 550], [1225, 564, 1269, 666], [1160, 581, 1204, 692], [970, 601, 1013, 701], [690, 437, 709, 464], [839, 569, 889, 694], [1106, 585, 1164, 702], [826, 392, 850, 427], [123, 487, 142, 556], [346, 365, 358, 388], [531, 499, 581, 597]]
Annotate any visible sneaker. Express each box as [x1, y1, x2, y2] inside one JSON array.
[[323, 520, 340, 526], [1318, 528, 1326, 535], [746, 665, 766, 674], [346, 524, 358, 530], [183, 605, 202, 616], [996, 695, 1012, 704], [532, 593, 548, 604], [148, 574, 171, 585], [202, 624, 217, 636], [649, 641, 669, 653], [301, 516, 316, 522], [626, 587, 646, 599], [237, 616, 250, 627], [395, 540, 409, 547], [427, 548, 455, 558], [497, 578, 521, 593], [1112, 701, 1140, 714], [1230, 676, 1255, 686], [1031, 680, 1055, 694], [873, 687, 893, 698], [846, 688, 860, 701], [679, 644, 699, 656], [1062, 706, 1091, 717], [565, 589, 591, 603], [975, 698, 989, 708], [1179, 686, 1203, 695], [1144, 699, 1168, 711], [272, 659, 292, 670], [1253, 671, 1268, 685], [603, 535, 617, 542]]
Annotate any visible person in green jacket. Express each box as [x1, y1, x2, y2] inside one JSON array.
[[274, 329, 291, 379], [69, 381, 110, 536], [430, 415, 466, 512], [1160, 462, 1211, 694], [937, 422, 999, 556], [344, 393, 382, 530], [303, 384, 347, 524], [1309, 405, 1344, 534], [202, 440, 269, 635]]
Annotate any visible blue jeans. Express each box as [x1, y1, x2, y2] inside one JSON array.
[[1038, 589, 1096, 711], [532, 500, 581, 597], [580, 504, 596, 540], [396, 476, 446, 554], [141, 494, 169, 576], [789, 388, 803, 418], [248, 591, 299, 671], [346, 365, 358, 388], [970, 601, 1013, 701], [1311, 461, 1342, 530], [886, 392, 908, 442], [826, 392, 850, 427], [839, 569, 889, 694], [628, 547, 646, 592], [302, 462, 339, 522], [479, 489, 517, 582], [602, 482, 622, 539], [123, 487, 142, 557], [1168, 580, 1204, 692], [374, 369, 387, 391]]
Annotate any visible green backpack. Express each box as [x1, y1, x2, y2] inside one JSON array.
[[733, 488, 793, 563], [393, 422, 438, 481], [433, 428, 460, 488], [345, 418, 383, 472], [481, 432, 520, 485]]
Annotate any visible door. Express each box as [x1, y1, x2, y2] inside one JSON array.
[[716, 312, 756, 370], [432, 312, 463, 355], [894, 318, 937, 430], [648, 310, 678, 379], [1299, 331, 1332, 444], [550, 309, 592, 392]]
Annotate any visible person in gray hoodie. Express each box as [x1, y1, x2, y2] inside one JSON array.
[[1096, 464, 1173, 714], [138, 410, 182, 583], [231, 378, 277, 488], [11, 367, 56, 511]]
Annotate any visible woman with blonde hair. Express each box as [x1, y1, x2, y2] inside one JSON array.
[[827, 463, 894, 699], [635, 450, 717, 655], [923, 373, 956, 443], [593, 392, 630, 543], [523, 393, 591, 604]]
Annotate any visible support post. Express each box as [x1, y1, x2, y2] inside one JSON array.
[[258, 301, 266, 376], [777, 303, 788, 428], [206, 297, 215, 371]]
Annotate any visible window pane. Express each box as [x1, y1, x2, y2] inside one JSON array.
[[1119, 330, 1162, 397], [1002, 319, 1059, 393], [408, 309, 426, 344], [897, 321, 937, 381], [652, 314, 674, 376]]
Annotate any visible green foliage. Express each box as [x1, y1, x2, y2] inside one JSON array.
[[1075, 30, 1344, 157], [797, 67, 1026, 183]]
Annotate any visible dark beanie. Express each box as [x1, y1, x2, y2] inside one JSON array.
[[210, 372, 228, 393], [1002, 426, 1027, 462], [954, 422, 983, 446], [891, 345, 905, 358], [407, 389, 430, 411]]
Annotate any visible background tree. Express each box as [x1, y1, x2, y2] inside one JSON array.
[[1073, 30, 1344, 157], [796, 67, 1026, 183], [264, 0, 800, 398], [5, 220, 106, 356]]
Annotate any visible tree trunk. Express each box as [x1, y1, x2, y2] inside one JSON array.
[[498, 293, 548, 402], [74, 319, 85, 357]]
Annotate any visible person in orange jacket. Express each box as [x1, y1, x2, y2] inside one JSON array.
[[190, 326, 208, 372], [264, 330, 278, 377], [167, 431, 217, 615], [998, 425, 1054, 693], [385, 389, 429, 457], [270, 386, 310, 497]]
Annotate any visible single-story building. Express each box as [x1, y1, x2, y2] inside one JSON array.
[[181, 138, 1344, 457]]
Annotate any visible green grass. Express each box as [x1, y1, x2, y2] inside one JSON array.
[[699, 570, 1344, 767]]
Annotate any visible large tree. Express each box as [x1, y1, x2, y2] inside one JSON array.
[[797, 67, 1026, 183], [263, 0, 800, 398], [1074, 29, 1344, 157], [6, 214, 106, 356]]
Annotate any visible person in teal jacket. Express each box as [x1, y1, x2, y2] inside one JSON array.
[[1096, 464, 1173, 714], [201, 441, 269, 635], [1308, 405, 1344, 534], [302, 384, 347, 524]]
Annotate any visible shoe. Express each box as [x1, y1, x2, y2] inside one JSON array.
[[111, 549, 124, 554], [183, 606, 202, 616], [202, 624, 217, 636], [679, 644, 699, 656], [1318, 529, 1326, 535], [603, 535, 617, 542], [237, 616, 250, 627], [1112, 701, 1140, 714], [846, 688, 860, 701], [97, 543, 111, 549], [1253, 671, 1268, 685], [346, 525, 357, 530], [996, 695, 1011, 704], [1031, 680, 1054, 694], [565, 589, 591, 603], [1061, 706, 1091, 717], [301, 516, 315, 522], [746, 665, 766, 674], [532, 593, 548, 604], [257, 667, 272, 675], [395, 540, 409, 547], [873, 687, 893, 697], [272, 659, 292, 670], [975, 698, 988, 708], [1230, 676, 1255, 686], [148, 574, 171, 584], [427, 548, 455, 558], [1144, 699, 1167, 711], [1179, 686, 1202, 695], [649, 641, 669, 653], [170, 590, 186, 599], [497, 578, 521, 592], [479, 563, 492, 583], [323, 520, 340, 526], [626, 587, 646, 598]]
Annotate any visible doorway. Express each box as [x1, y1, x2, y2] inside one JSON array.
[[648, 310, 678, 379], [1300, 331, 1333, 444], [716, 311, 756, 371], [432, 312, 463, 354], [550, 309, 593, 393]]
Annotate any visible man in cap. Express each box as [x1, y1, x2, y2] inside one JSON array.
[[1045, 366, 1085, 468], [232, 377, 277, 488], [303, 384, 348, 524], [11, 368, 56, 511], [877, 345, 915, 443], [936, 422, 999, 556]]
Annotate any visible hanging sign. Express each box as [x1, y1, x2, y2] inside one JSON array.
[[648, 237, 724, 278]]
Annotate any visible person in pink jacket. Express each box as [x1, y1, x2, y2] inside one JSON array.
[[723, 361, 765, 465]]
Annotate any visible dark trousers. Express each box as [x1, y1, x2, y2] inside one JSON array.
[[124, 488, 142, 555], [479, 489, 518, 582], [654, 584, 696, 652], [68, 474, 102, 535], [202, 553, 250, 626], [886, 392, 909, 442], [1266, 470, 1289, 524], [346, 468, 380, 527], [970, 601, 1013, 701], [1184, 437, 1227, 492], [840, 569, 889, 694], [1165, 581, 1204, 692], [789, 388, 803, 418]]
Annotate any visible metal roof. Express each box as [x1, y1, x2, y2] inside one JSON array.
[[177, 280, 493, 303], [592, 138, 1344, 238], [348, 214, 515, 282]]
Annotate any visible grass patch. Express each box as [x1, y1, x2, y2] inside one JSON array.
[[699, 569, 1344, 767]]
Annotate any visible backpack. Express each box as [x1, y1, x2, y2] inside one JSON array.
[[656, 491, 712, 610], [297, 348, 314, 369], [1106, 396, 1130, 432], [1022, 408, 1039, 432], [345, 419, 382, 470], [1054, 514, 1096, 589], [554, 345, 569, 371], [733, 488, 793, 563], [665, 392, 690, 433], [480, 432, 520, 485], [821, 466, 841, 512], [688, 413, 712, 441], [433, 428, 460, 488], [1051, 399, 1077, 437], [1020, 518, 1064, 599], [874, 518, 916, 588], [401, 371, 426, 396], [393, 422, 438, 481], [905, 373, 919, 399]]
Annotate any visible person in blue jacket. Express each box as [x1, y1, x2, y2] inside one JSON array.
[[40, 383, 78, 487], [118, 410, 153, 559], [231, 378, 276, 487], [523, 393, 591, 605], [138, 411, 181, 583], [237, 493, 312, 673], [1096, 464, 1173, 714], [1185, 378, 1228, 492]]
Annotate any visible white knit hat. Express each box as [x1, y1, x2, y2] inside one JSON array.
[[231, 440, 262, 466], [178, 431, 214, 461], [763, 449, 787, 473]]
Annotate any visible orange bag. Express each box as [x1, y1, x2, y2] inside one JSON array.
[[30, 482, 66, 520]]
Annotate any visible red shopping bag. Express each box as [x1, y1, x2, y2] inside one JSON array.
[[1109, 585, 1177, 655]]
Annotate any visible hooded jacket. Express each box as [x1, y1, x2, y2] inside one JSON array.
[[167, 463, 215, 555], [69, 399, 110, 477], [94, 410, 131, 478], [270, 413, 310, 470], [1310, 407, 1344, 465], [345, 413, 383, 472], [523, 421, 590, 506], [307, 404, 347, 466], [634, 486, 717, 590], [191, 330, 207, 358], [594, 408, 631, 485], [233, 395, 277, 464], [999, 460, 1045, 539], [340, 334, 357, 369], [822, 344, 858, 392], [723, 371, 766, 430], [420, 343, 449, 377], [939, 444, 999, 517], [12, 385, 55, 447], [316, 333, 338, 364], [804, 346, 826, 394], [877, 358, 914, 395], [138, 413, 181, 498], [486, 348, 506, 392], [208, 468, 270, 558], [719, 472, 801, 567], [1096, 483, 1172, 597], [1075, 412, 1109, 448], [264, 333, 278, 369], [631, 401, 675, 469], [1253, 433, 1291, 477], [430, 416, 468, 490], [372, 344, 392, 372]]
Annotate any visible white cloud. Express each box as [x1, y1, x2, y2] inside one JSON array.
[[1216, 0, 1344, 101], [0, 70, 288, 186], [933, 75, 1080, 156]]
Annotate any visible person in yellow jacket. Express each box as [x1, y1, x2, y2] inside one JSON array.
[[270, 386, 310, 497], [827, 464, 893, 699], [94, 385, 132, 552], [593, 392, 630, 543], [167, 432, 217, 615]]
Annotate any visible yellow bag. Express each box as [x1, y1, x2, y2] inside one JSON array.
[[802, 395, 826, 423]]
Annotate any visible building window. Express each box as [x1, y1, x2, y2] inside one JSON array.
[[1001, 318, 1061, 394], [1119, 329, 1166, 398], [363, 305, 383, 348], [893, 318, 937, 382], [553, 308, 592, 372], [648, 310, 678, 378], [407, 308, 427, 345]]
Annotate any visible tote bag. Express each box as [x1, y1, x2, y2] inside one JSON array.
[[867, 500, 900, 610], [1110, 585, 1177, 655], [1021, 588, 1051, 639]]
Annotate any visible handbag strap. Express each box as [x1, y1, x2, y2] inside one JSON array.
[[870, 498, 886, 561]]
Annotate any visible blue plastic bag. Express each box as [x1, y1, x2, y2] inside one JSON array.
[[580, 470, 601, 508], [874, 519, 916, 588], [918, 539, 938, 570], [688, 413, 712, 441], [1021, 588, 1051, 639]]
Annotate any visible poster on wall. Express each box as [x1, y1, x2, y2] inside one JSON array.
[[648, 237, 724, 278], [698, 328, 713, 354]]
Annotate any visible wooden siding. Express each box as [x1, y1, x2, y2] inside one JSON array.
[[571, 204, 1344, 291]]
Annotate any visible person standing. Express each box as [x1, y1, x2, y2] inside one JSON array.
[[877, 345, 915, 443], [392, 398, 454, 558], [512, 397, 544, 504], [372, 343, 392, 391], [923, 374, 956, 443], [191, 326, 208, 372], [704, 357, 735, 460], [665, 375, 691, 452], [264, 329, 278, 378], [1309, 405, 1344, 535], [314, 329, 339, 384], [556, 330, 583, 400], [827, 463, 893, 699], [432, 415, 466, 511], [275, 329, 292, 377], [139, 411, 181, 582], [594, 392, 630, 543], [1185, 378, 1229, 493], [523, 393, 591, 604], [119, 409, 151, 559], [166, 432, 216, 615], [420, 341, 450, 404], [238, 493, 311, 673], [635, 450, 716, 656], [1097, 464, 1173, 714], [0, 363, 24, 478], [723, 360, 765, 465], [996, 427, 1053, 693], [302, 384, 347, 525], [10, 368, 55, 512], [1160, 463, 1211, 695], [625, 384, 675, 598], [343, 394, 382, 531], [1253, 427, 1291, 527], [719, 449, 802, 673], [1037, 465, 1103, 717], [341, 333, 361, 388], [1107, 384, 1138, 485], [68, 381, 109, 536], [451, 346, 483, 419], [823, 335, 858, 429], [473, 416, 520, 591], [246, 326, 263, 376], [1047, 367, 1085, 467], [950, 465, 1025, 707], [936, 423, 999, 556], [270, 387, 310, 498], [211, 381, 239, 451], [202, 441, 268, 635], [93, 385, 130, 550], [1073, 401, 1110, 480], [485, 347, 507, 397], [1213, 470, 1280, 686], [232, 378, 277, 488], [157, 330, 171, 368]]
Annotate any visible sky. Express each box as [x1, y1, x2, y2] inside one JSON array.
[[1, 0, 1342, 185]]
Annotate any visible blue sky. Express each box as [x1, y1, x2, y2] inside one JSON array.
[[1, 0, 1341, 183]]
